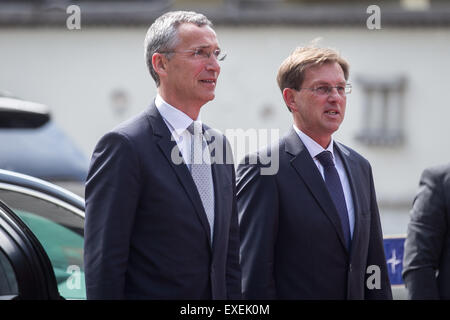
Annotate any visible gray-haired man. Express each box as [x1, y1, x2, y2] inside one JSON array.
[[84, 11, 241, 299]]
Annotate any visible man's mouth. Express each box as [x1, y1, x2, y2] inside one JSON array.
[[325, 110, 339, 115], [200, 79, 216, 84]]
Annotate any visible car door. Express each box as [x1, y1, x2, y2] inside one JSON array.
[[0, 181, 85, 300], [0, 200, 60, 299]]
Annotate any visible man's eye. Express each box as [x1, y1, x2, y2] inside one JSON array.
[[316, 86, 329, 94], [336, 86, 345, 93], [194, 49, 207, 57], [213, 49, 221, 58]]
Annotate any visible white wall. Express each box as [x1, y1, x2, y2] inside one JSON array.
[[1, 25, 450, 234]]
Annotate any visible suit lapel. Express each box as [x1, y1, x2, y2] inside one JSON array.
[[334, 142, 364, 256], [204, 127, 232, 252], [210, 160, 225, 250], [145, 103, 213, 247], [285, 128, 349, 253]]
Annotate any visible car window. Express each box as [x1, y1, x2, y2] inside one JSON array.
[[0, 249, 18, 297], [0, 189, 85, 300]]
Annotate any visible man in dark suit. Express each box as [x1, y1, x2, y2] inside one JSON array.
[[84, 11, 241, 299], [237, 46, 392, 299], [403, 163, 450, 299]]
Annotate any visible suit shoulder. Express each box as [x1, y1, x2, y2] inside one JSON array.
[[420, 163, 450, 194], [93, 109, 155, 158], [336, 142, 371, 167], [110, 109, 152, 139], [237, 142, 279, 167], [236, 142, 281, 183], [422, 163, 450, 180]]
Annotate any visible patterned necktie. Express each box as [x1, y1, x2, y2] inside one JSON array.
[[316, 150, 351, 250], [188, 121, 215, 243]]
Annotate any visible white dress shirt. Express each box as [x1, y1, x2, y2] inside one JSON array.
[[293, 125, 355, 238], [155, 95, 200, 170]]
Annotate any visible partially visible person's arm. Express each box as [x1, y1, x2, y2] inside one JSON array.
[[237, 155, 278, 300], [403, 168, 447, 299], [226, 164, 243, 299]]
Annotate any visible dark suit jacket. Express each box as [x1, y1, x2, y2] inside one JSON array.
[[236, 128, 392, 299], [84, 101, 241, 299], [403, 163, 450, 299]]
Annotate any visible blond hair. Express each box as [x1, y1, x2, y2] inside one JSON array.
[[277, 45, 350, 93]]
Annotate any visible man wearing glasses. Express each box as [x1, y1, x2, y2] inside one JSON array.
[[84, 11, 241, 299], [237, 46, 392, 299]]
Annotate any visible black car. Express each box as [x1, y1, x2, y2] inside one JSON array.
[[0, 169, 85, 300]]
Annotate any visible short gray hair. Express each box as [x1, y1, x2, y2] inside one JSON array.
[[144, 11, 213, 87]]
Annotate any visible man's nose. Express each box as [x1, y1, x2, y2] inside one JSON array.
[[206, 55, 221, 72], [328, 88, 343, 101]]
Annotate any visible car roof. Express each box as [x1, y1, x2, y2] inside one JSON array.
[[0, 96, 50, 128], [0, 169, 85, 213], [0, 96, 88, 182]]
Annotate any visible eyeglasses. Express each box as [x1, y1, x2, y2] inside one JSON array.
[[160, 47, 227, 62], [299, 84, 352, 96]]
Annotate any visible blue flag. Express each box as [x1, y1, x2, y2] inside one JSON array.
[[383, 236, 405, 285]]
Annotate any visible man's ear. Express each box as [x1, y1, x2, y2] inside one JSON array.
[[282, 88, 298, 112], [152, 53, 168, 78]]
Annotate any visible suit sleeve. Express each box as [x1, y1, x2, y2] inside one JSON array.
[[84, 132, 141, 299], [402, 168, 447, 299], [237, 155, 278, 299], [365, 164, 393, 300]]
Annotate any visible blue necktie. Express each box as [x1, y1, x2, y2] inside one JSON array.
[[316, 151, 351, 250]]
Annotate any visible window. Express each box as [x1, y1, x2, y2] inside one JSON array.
[[0, 189, 85, 300], [355, 75, 408, 147]]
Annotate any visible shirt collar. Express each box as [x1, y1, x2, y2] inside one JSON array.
[[155, 94, 201, 135], [292, 124, 335, 161]]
